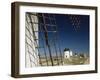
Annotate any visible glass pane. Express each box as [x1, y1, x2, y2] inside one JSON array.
[[45, 18, 50, 24], [46, 25, 56, 31]]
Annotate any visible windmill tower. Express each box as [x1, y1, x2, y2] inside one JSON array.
[[64, 48, 73, 59]]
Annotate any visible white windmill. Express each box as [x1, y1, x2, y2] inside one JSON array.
[[64, 48, 73, 59]]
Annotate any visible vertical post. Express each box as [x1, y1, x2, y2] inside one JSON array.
[[38, 13, 49, 66], [53, 16, 63, 65], [49, 14, 59, 65], [42, 14, 54, 66]]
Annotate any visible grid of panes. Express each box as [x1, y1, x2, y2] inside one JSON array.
[[38, 13, 63, 66]]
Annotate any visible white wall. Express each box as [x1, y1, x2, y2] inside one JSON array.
[[64, 50, 72, 58], [25, 13, 39, 67], [0, 0, 100, 80]]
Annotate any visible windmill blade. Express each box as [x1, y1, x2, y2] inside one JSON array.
[[68, 15, 81, 32]]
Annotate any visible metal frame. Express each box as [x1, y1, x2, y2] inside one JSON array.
[[11, 2, 98, 78]]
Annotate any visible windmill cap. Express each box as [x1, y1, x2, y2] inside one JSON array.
[[64, 48, 70, 51]]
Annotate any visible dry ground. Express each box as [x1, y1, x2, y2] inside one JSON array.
[[40, 56, 89, 66]]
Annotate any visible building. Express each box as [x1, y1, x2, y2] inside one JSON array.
[[64, 48, 73, 59], [25, 12, 39, 67]]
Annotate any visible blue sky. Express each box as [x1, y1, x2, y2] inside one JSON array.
[[39, 13, 89, 56], [55, 14, 89, 54]]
